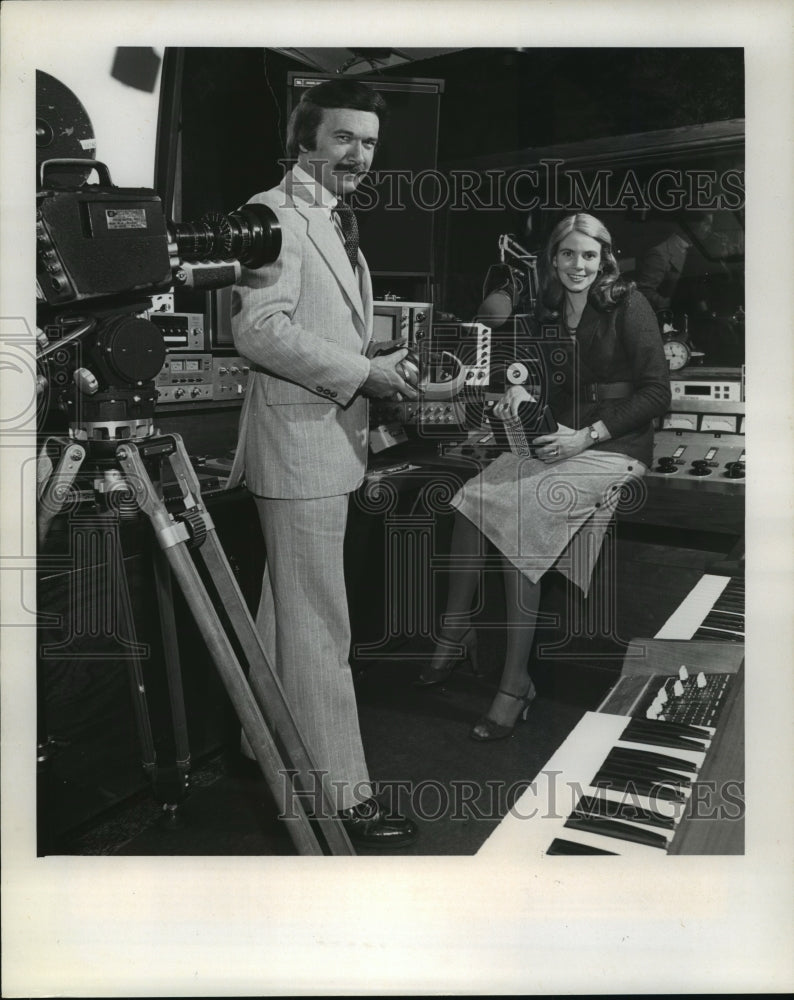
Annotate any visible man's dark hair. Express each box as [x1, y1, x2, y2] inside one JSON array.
[[286, 79, 388, 158]]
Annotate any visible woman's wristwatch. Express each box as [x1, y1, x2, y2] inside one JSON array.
[[586, 424, 600, 446]]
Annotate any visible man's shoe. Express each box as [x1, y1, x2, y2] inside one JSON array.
[[339, 798, 417, 848]]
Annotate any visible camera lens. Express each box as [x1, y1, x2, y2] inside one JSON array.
[[171, 204, 281, 269]]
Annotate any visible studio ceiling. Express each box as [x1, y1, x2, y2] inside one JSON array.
[[270, 47, 461, 75]]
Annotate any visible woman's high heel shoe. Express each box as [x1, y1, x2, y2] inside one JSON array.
[[413, 628, 480, 687], [469, 683, 536, 741]]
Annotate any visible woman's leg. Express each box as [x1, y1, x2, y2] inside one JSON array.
[[439, 511, 484, 635], [476, 558, 541, 727], [416, 512, 484, 681]]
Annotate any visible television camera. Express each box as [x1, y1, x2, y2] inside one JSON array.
[[36, 157, 281, 449]]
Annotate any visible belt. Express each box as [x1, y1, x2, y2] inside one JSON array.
[[580, 381, 633, 402]]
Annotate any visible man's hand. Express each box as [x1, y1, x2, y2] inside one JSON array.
[[362, 348, 419, 400], [367, 337, 407, 360]]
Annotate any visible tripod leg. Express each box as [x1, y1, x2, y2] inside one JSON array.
[[116, 441, 349, 855], [150, 543, 192, 815], [36, 438, 85, 546], [152, 434, 354, 853], [164, 437, 353, 852], [114, 531, 159, 786], [151, 525, 325, 854]]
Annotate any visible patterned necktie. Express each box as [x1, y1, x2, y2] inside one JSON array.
[[335, 201, 359, 270]]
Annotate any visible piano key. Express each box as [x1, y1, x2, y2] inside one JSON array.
[[606, 746, 698, 773], [655, 574, 731, 639], [596, 765, 693, 790], [701, 607, 744, 622], [545, 826, 668, 858], [590, 773, 687, 803], [596, 757, 693, 788], [547, 838, 618, 855], [623, 717, 713, 740], [565, 813, 670, 849], [614, 739, 706, 775], [575, 793, 677, 830], [587, 784, 684, 822], [622, 720, 712, 748], [693, 622, 744, 641], [618, 728, 710, 753]]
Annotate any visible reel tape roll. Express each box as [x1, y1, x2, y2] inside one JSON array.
[[36, 70, 96, 185]]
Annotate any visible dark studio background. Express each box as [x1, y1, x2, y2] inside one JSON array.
[[179, 47, 743, 213], [178, 47, 743, 320]]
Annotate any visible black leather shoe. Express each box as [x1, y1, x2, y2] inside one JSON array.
[[339, 798, 417, 848]]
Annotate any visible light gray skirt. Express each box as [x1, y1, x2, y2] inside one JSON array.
[[450, 449, 647, 596]]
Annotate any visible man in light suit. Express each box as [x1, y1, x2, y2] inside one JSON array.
[[230, 80, 418, 847]]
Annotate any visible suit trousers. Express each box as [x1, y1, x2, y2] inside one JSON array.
[[248, 493, 372, 812]]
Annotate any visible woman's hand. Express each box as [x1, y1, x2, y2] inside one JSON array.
[[532, 423, 589, 463], [493, 384, 535, 419]]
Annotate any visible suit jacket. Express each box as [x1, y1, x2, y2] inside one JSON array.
[[635, 233, 689, 311], [229, 171, 373, 499], [548, 288, 671, 467]]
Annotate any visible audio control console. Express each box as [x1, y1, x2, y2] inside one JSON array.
[[156, 353, 250, 405]]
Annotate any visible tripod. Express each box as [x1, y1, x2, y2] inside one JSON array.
[[37, 431, 355, 855]]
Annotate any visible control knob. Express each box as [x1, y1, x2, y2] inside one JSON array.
[[725, 461, 745, 479], [690, 459, 712, 476], [656, 456, 678, 474]]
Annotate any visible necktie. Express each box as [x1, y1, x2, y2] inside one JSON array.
[[335, 201, 359, 270]]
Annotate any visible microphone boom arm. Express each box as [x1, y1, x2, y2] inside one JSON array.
[[497, 235, 538, 312]]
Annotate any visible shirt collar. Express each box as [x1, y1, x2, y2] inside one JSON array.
[[292, 164, 338, 215]]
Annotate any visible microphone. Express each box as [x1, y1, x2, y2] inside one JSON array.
[[476, 288, 514, 329], [475, 262, 523, 329]]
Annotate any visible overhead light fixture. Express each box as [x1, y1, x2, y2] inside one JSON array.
[[336, 49, 395, 74]]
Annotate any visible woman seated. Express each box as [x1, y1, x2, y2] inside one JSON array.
[[415, 212, 671, 740]]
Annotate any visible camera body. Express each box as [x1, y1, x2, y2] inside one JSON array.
[[37, 159, 281, 446], [37, 160, 173, 307]]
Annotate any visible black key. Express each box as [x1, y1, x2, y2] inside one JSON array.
[[623, 721, 711, 748], [703, 607, 744, 621], [565, 813, 669, 849], [624, 718, 711, 741], [607, 746, 698, 773], [598, 755, 692, 786], [619, 729, 709, 752], [693, 625, 744, 641], [575, 793, 676, 831], [547, 837, 617, 855], [591, 773, 686, 803]]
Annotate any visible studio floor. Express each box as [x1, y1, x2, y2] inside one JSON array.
[[40, 523, 738, 857], [53, 639, 587, 857]]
